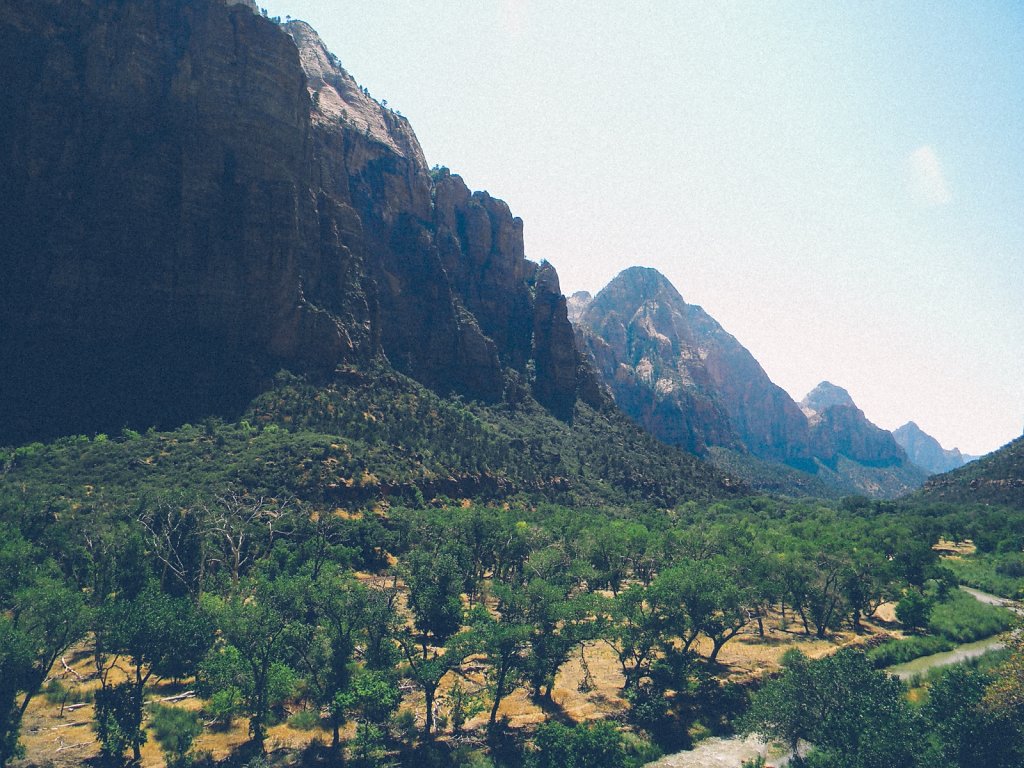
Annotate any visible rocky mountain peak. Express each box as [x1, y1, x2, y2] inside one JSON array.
[[585, 266, 686, 318], [575, 267, 810, 462], [801, 381, 857, 417], [565, 291, 593, 323]]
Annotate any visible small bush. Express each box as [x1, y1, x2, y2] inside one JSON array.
[[868, 635, 953, 668], [150, 704, 202, 768], [204, 687, 242, 729], [286, 707, 322, 731]]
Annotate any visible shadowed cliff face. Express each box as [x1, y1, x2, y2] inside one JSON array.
[[0, 0, 585, 443]]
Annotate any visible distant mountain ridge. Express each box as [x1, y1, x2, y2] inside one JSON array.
[[573, 267, 927, 498], [893, 421, 977, 475]]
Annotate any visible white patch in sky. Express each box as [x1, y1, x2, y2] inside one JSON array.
[[908, 145, 952, 206], [498, 0, 527, 39]]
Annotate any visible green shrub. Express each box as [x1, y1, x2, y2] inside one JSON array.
[[868, 635, 953, 668], [927, 589, 1013, 643], [204, 687, 242, 729], [149, 704, 202, 768], [286, 707, 322, 731]]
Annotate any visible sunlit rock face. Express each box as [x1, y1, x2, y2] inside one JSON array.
[[575, 267, 810, 461], [575, 268, 928, 498]]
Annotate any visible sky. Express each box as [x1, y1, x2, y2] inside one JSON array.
[[260, 0, 1023, 456]]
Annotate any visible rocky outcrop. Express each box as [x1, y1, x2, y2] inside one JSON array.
[[799, 381, 856, 415], [0, 0, 587, 444], [893, 421, 974, 475], [566, 291, 593, 323], [920, 434, 1022, 508]]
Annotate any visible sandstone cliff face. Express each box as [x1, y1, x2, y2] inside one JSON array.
[[0, 0, 369, 442], [0, 0, 586, 444]]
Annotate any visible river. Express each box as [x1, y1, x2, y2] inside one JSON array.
[[649, 586, 1018, 767]]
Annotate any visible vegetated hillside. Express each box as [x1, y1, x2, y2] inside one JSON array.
[[0, 0, 591, 446], [919, 434, 1024, 508], [705, 448, 924, 500], [0, 362, 739, 516], [574, 268, 927, 499]]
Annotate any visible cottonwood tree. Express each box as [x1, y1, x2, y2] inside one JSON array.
[[93, 585, 211, 763], [205, 577, 300, 752], [400, 550, 472, 737], [743, 649, 920, 768]]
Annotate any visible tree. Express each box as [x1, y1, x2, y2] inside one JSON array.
[[334, 669, 401, 765], [292, 571, 370, 749], [404, 549, 463, 658], [983, 623, 1024, 716], [925, 665, 1024, 768], [895, 588, 933, 632], [742, 649, 920, 768], [149, 705, 203, 768], [470, 585, 531, 727], [94, 585, 211, 763], [0, 618, 34, 767], [523, 580, 597, 701], [841, 549, 892, 633], [605, 584, 667, 691], [528, 720, 626, 768], [206, 577, 299, 752], [397, 631, 473, 739], [0, 575, 88, 768]]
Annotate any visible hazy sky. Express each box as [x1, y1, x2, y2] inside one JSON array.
[[261, 0, 1023, 456]]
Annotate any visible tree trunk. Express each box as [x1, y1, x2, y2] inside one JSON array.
[[489, 669, 505, 726], [424, 684, 436, 738]]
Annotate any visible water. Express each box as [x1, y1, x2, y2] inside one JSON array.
[[885, 636, 1005, 680], [885, 585, 1018, 680]]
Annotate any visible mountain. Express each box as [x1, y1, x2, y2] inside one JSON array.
[[800, 381, 857, 413], [566, 291, 593, 323], [800, 382, 907, 469], [892, 421, 976, 475], [574, 268, 927, 498], [919, 434, 1024, 508], [0, 0, 591, 445], [575, 267, 810, 462]]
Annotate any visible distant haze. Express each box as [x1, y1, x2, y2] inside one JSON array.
[[261, 1, 1024, 456]]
